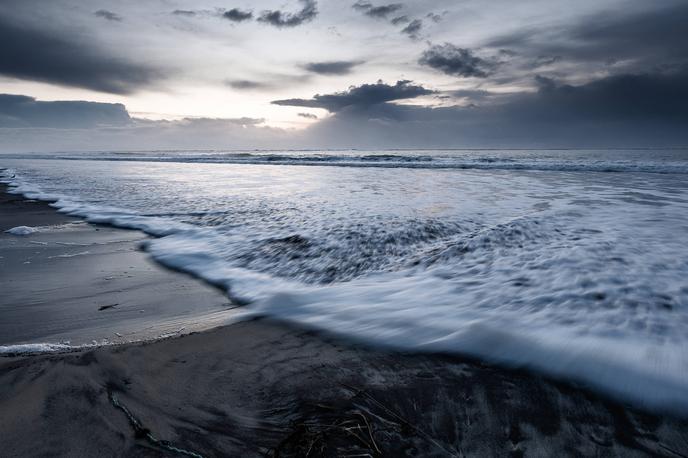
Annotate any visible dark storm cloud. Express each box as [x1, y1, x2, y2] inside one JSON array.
[[486, 2, 688, 74], [305, 71, 688, 148], [271, 80, 433, 112], [257, 0, 318, 28], [298, 112, 318, 119], [390, 15, 409, 25], [94, 10, 122, 22], [302, 61, 362, 75], [0, 94, 131, 128], [419, 43, 495, 78], [222, 8, 253, 22], [352, 1, 403, 19], [401, 19, 422, 39], [518, 72, 688, 122], [0, 14, 160, 94]]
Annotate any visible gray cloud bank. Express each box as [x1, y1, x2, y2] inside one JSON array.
[[302, 72, 688, 148], [0, 93, 281, 152], [6, 65, 687, 152], [487, 2, 688, 77], [0, 13, 160, 94], [0, 94, 131, 128]]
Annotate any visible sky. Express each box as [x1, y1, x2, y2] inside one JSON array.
[[0, 0, 687, 151]]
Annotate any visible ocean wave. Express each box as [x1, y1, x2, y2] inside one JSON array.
[[2, 161, 688, 414], [2, 151, 688, 173]]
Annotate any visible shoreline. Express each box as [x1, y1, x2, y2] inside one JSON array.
[[1, 184, 688, 456], [0, 183, 237, 347]]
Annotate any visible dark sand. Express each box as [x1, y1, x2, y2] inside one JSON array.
[[1, 186, 688, 457]]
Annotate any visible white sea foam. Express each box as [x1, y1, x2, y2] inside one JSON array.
[[48, 251, 91, 259], [5, 226, 38, 236], [0, 342, 84, 355], [2, 152, 688, 413]]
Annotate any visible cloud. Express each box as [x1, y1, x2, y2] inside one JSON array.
[[419, 43, 495, 78], [390, 15, 409, 25], [518, 72, 688, 122], [94, 10, 122, 22], [426, 12, 443, 23], [351, 1, 372, 11], [0, 94, 131, 128], [352, 2, 403, 19], [302, 60, 362, 75], [0, 93, 267, 130], [485, 2, 688, 77], [226, 79, 270, 90], [222, 8, 253, 22], [272, 80, 433, 112], [0, 117, 287, 153], [0, 14, 161, 94], [298, 112, 318, 119], [3, 68, 688, 152], [401, 19, 422, 39], [257, 0, 318, 28], [303, 71, 688, 148], [172, 10, 196, 17], [0, 95, 283, 152]]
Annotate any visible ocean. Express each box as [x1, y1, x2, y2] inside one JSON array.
[[2, 149, 688, 410]]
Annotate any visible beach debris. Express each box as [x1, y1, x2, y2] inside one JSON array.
[[339, 383, 461, 457], [5, 226, 37, 236], [98, 303, 119, 311], [272, 408, 382, 457]]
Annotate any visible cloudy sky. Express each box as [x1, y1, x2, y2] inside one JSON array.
[[1, 0, 687, 151]]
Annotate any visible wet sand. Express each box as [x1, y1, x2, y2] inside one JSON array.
[[1, 186, 688, 457], [0, 185, 234, 346]]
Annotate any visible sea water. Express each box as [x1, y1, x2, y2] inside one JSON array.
[[2, 149, 688, 411]]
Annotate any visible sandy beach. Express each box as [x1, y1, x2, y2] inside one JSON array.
[[0, 185, 234, 346], [1, 187, 688, 457]]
